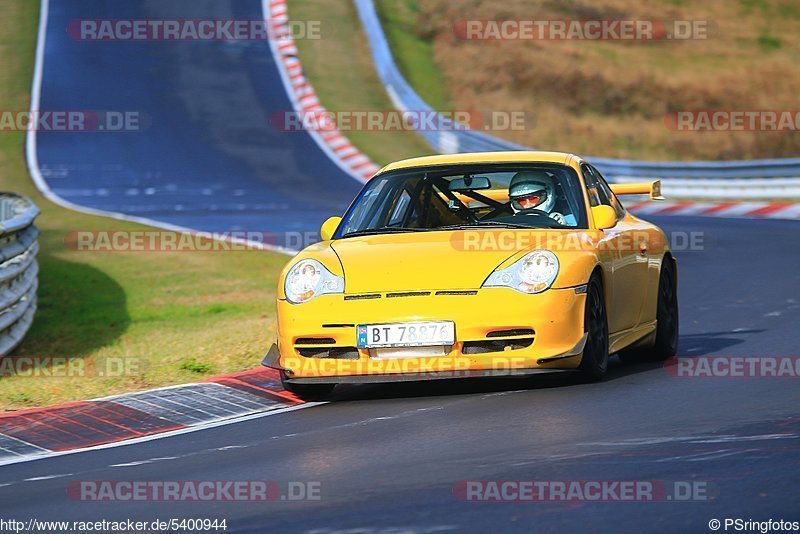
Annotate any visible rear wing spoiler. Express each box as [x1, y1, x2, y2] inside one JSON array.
[[610, 180, 664, 201]]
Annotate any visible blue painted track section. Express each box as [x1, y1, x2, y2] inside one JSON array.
[[36, 0, 362, 244]]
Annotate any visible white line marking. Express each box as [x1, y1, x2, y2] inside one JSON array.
[[584, 433, 798, 448], [23, 473, 74, 481], [582, 435, 724, 446], [656, 448, 760, 463], [0, 434, 49, 453], [0, 402, 324, 468], [25, 0, 296, 256], [110, 456, 178, 468], [687, 433, 798, 444]]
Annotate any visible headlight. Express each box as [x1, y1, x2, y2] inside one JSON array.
[[482, 250, 559, 294], [284, 259, 344, 303]]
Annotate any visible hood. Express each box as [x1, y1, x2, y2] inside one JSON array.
[[330, 230, 526, 293]]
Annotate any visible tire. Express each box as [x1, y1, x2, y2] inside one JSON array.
[[578, 275, 609, 380], [618, 258, 678, 363], [280, 371, 335, 401]]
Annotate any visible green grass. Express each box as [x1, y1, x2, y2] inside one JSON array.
[[289, 0, 432, 165], [757, 31, 782, 50], [739, 0, 771, 13], [0, 0, 288, 410], [179, 359, 213, 374], [374, 0, 452, 111], [372, 0, 800, 161], [777, 2, 800, 19]]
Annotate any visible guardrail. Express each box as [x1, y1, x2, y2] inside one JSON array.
[[0, 194, 39, 357], [354, 0, 800, 198]]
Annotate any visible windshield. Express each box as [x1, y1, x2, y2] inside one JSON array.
[[336, 163, 588, 238]]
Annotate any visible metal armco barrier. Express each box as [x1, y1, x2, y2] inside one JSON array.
[[0, 194, 39, 357], [354, 0, 800, 197]]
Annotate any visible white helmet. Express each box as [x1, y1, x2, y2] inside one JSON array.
[[509, 170, 557, 213]]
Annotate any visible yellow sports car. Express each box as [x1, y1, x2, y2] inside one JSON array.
[[263, 151, 678, 400]]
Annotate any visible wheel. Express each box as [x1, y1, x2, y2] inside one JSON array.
[[618, 258, 678, 363], [280, 370, 335, 401], [578, 275, 609, 380]]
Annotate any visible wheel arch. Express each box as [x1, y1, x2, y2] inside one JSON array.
[[589, 263, 608, 307], [663, 251, 678, 290]]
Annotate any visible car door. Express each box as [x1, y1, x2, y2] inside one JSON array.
[[583, 165, 648, 333]]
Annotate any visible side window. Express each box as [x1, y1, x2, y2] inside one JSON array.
[[342, 180, 388, 234], [590, 166, 626, 219], [582, 165, 607, 208]]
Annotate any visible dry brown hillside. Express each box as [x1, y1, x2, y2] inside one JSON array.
[[410, 0, 800, 160]]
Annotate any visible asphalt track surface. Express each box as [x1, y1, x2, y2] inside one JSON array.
[[14, 0, 800, 532], [3, 215, 799, 533], [36, 0, 361, 243]]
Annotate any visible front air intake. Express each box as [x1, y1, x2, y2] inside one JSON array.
[[296, 347, 360, 359], [486, 329, 535, 338], [462, 338, 534, 354], [294, 337, 336, 345]]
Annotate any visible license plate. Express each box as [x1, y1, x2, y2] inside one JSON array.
[[357, 321, 455, 348]]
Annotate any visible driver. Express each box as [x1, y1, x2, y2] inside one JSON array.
[[508, 170, 574, 225]]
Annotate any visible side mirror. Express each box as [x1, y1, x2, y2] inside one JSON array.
[[591, 205, 617, 230], [320, 216, 342, 241]]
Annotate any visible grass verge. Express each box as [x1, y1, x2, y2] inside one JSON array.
[[0, 0, 287, 410], [293, 0, 800, 161], [374, 0, 451, 111], [289, 0, 432, 165], [384, 0, 800, 161]]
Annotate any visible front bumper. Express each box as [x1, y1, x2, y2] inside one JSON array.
[[266, 287, 587, 382]]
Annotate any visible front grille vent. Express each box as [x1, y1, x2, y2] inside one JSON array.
[[294, 337, 336, 345], [486, 329, 535, 338], [344, 294, 381, 300], [385, 291, 431, 298]]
